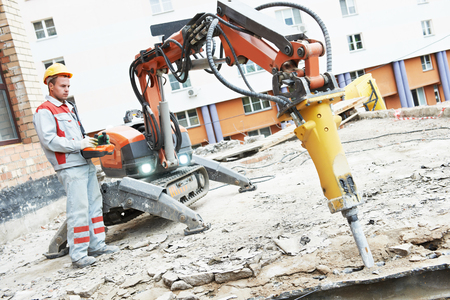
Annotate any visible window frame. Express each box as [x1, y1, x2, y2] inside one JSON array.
[[149, 0, 174, 15], [434, 84, 441, 103], [275, 8, 302, 26], [421, 20, 433, 37], [349, 69, 365, 81], [238, 60, 264, 76], [420, 55, 433, 71], [33, 18, 57, 40], [340, 0, 357, 17], [175, 109, 200, 128], [43, 57, 65, 70], [0, 64, 20, 146], [248, 126, 272, 138], [411, 87, 427, 107], [242, 94, 272, 114], [347, 33, 364, 52], [168, 73, 191, 91]]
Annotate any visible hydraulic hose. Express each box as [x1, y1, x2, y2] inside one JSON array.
[[205, 18, 291, 108], [255, 2, 333, 73]]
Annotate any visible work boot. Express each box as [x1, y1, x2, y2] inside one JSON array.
[[72, 256, 96, 268], [88, 245, 120, 257]]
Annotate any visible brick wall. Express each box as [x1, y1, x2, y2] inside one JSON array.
[[0, 0, 54, 190]]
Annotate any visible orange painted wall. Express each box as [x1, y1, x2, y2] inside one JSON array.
[[215, 98, 280, 137], [404, 55, 440, 90], [367, 64, 397, 97], [424, 85, 436, 105], [384, 94, 401, 109], [184, 108, 209, 146]]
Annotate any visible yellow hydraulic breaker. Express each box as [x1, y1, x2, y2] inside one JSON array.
[[289, 91, 374, 268]]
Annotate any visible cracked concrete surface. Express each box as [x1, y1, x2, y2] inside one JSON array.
[[1, 109, 450, 300]]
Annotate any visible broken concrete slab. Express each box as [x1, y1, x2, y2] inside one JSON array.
[[215, 267, 253, 283], [389, 244, 413, 256], [176, 291, 199, 300], [171, 280, 192, 291], [179, 272, 214, 286]]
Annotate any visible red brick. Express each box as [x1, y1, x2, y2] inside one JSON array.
[[24, 143, 33, 151], [29, 150, 38, 157], [11, 153, 20, 161], [5, 147, 14, 155], [17, 160, 26, 168], [0, 148, 5, 156], [20, 151, 29, 159], [15, 145, 24, 153], [22, 137, 32, 144], [1, 156, 11, 164], [6, 172, 12, 179], [1, 173, 6, 181]]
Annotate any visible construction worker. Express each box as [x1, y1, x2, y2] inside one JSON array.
[[33, 63, 119, 268]]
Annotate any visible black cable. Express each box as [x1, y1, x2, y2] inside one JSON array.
[[170, 112, 182, 153], [255, 2, 332, 73], [205, 18, 291, 107]]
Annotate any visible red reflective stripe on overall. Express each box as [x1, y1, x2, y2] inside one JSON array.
[[74, 226, 89, 233], [94, 227, 105, 234], [92, 216, 103, 223], [74, 237, 90, 244]]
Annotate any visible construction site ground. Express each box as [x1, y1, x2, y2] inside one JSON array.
[[1, 104, 450, 300]]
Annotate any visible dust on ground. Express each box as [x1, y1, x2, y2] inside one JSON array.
[[1, 115, 450, 300]]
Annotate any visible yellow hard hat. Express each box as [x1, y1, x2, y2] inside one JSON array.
[[43, 63, 73, 84]]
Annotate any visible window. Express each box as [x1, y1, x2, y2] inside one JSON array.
[[238, 60, 264, 75], [421, 20, 433, 36], [340, 0, 357, 16], [434, 85, 441, 103], [176, 109, 199, 128], [420, 55, 433, 71], [33, 18, 57, 39], [242, 95, 271, 114], [150, 0, 173, 14], [168, 74, 191, 91], [275, 8, 302, 26], [0, 68, 19, 146], [248, 127, 272, 138], [43, 58, 65, 70], [411, 87, 427, 106], [347, 34, 363, 51], [350, 69, 365, 81]]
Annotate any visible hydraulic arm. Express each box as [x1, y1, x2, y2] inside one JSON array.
[[101, 0, 373, 267]]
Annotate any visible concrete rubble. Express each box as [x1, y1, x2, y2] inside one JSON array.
[[1, 106, 450, 299]]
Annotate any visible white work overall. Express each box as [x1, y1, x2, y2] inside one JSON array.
[[57, 162, 106, 262]]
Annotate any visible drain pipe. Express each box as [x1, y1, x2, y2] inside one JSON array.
[[344, 72, 352, 85], [393, 61, 408, 108], [436, 51, 450, 101], [201, 106, 216, 144], [442, 51, 450, 92], [337, 74, 346, 88], [399, 60, 414, 107], [208, 104, 224, 142]]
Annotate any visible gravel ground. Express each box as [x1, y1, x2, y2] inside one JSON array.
[[1, 111, 450, 300]]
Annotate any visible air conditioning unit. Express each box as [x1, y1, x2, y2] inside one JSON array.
[[296, 23, 307, 34], [187, 87, 198, 98]]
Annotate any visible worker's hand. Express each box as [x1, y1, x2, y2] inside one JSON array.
[[80, 136, 98, 150]]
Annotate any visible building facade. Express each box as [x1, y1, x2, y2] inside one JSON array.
[[1, 0, 450, 187]]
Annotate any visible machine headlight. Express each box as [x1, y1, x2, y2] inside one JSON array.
[[179, 154, 189, 165], [140, 163, 152, 174]]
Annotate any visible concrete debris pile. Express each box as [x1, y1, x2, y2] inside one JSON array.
[[1, 116, 450, 299], [193, 140, 241, 156]]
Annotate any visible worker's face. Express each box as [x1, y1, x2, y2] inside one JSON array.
[[49, 76, 70, 102]]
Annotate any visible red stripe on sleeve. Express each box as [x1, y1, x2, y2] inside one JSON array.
[[74, 236, 90, 244], [92, 216, 103, 223], [94, 227, 105, 234], [74, 226, 89, 233]]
